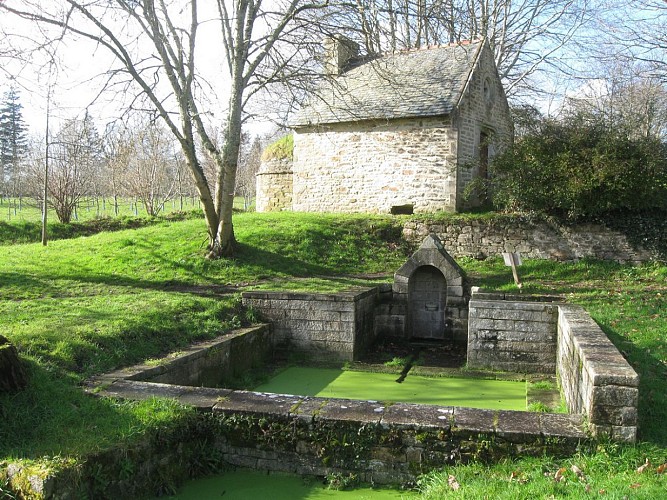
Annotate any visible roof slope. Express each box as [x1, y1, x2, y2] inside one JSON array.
[[290, 40, 483, 127]]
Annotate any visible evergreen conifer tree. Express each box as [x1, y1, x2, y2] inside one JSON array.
[[0, 86, 28, 196]]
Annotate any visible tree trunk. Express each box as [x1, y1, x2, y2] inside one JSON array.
[[0, 335, 28, 393]]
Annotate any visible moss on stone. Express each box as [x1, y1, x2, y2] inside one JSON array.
[[261, 134, 294, 161]]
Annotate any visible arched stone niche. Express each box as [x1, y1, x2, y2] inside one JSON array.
[[393, 234, 466, 341]]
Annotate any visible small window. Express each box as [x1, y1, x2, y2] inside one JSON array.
[[483, 77, 494, 104], [391, 204, 414, 215]]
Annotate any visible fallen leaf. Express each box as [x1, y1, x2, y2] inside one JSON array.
[[629, 483, 641, 489], [598, 489, 606, 495], [571, 464, 585, 480], [637, 458, 651, 474], [656, 463, 666, 474], [554, 467, 567, 482], [448, 474, 460, 491]]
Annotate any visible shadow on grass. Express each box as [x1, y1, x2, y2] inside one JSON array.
[[0, 359, 181, 459], [0, 211, 203, 246], [600, 325, 667, 447]]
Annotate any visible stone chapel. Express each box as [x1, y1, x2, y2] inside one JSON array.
[[256, 37, 512, 214]]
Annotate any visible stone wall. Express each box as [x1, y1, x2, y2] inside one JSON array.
[[212, 392, 586, 485], [292, 116, 459, 213], [241, 288, 378, 362], [89, 326, 272, 388], [255, 158, 293, 212], [87, 381, 589, 490], [557, 305, 640, 443], [403, 218, 653, 263], [455, 42, 513, 210], [467, 292, 558, 374], [466, 293, 640, 443]]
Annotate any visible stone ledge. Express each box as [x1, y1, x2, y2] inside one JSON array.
[[88, 378, 590, 448]]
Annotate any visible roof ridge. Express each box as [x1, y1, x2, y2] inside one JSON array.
[[378, 38, 481, 58]]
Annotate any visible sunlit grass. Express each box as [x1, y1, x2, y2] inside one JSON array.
[[0, 210, 665, 497]]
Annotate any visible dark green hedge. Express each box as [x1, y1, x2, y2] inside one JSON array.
[[490, 119, 667, 219]]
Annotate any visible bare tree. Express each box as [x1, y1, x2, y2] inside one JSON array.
[[122, 122, 180, 217], [0, 0, 327, 257], [27, 114, 100, 223], [103, 123, 133, 217], [594, 1, 667, 84], [236, 133, 262, 211], [335, 0, 591, 97], [563, 61, 667, 141]]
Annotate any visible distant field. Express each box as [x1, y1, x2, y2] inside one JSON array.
[[0, 196, 251, 222]]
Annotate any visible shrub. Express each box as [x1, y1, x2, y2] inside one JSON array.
[[260, 134, 293, 161], [490, 117, 667, 218]]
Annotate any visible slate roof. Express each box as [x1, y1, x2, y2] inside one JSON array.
[[289, 39, 484, 127]]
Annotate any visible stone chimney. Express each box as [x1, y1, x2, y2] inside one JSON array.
[[323, 35, 359, 76]]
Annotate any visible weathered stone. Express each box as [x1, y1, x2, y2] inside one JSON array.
[[175, 386, 233, 410], [540, 413, 588, 441], [317, 399, 385, 424], [451, 407, 495, 435], [214, 390, 302, 418], [495, 411, 542, 442], [381, 403, 453, 429], [98, 380, 189, 400]]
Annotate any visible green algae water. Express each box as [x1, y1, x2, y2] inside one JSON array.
[[165, 469, 416, 499], [254, 367, 527, 410]]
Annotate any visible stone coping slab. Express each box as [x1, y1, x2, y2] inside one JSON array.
[[88, 378, 589, 445], [242, 287, 377, 302], [84, 325, 590, 448]]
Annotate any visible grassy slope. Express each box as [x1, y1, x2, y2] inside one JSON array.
[[0, 212, 665, 497]]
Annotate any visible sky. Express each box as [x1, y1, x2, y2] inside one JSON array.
[[0, 1, 244, 137]]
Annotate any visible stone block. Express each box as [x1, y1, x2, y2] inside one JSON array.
[[589, 405, 637, 426], [585, 361, 639, 388], [317, 399, 385, 424], [381, 403, 453, 429], [213, 390, 302, 418], [540, 413, 588, 441], [99, 380, 189, 401], [609, 425, 637, 443], [176, 386, 234, 410], [451, 407, 495, 435], [494, 411, 543, 443], [591, 385, 639, 407]]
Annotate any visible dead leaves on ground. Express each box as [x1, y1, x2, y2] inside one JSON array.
[[447, 474, 460, 491], [543, 458, 667, 494], [636, 458, 667, 475]]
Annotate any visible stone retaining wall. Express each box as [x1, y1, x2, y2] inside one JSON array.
[[466, 292, 640, 442], [242, 288, 378, 362], [403, 218, 652, 263], [557, 305, 640, 443], [123, 326, 272, 388], [88, 381, 589, 488], [467, 291, 558, 374]]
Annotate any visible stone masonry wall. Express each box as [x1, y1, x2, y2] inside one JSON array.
[[241, 288, 378, 362], [557, 305, 640, 443], [292, 116, 459, 213], [255, 158, 293, 212], [466, 293, 640, 443], [455, 43, 513, 210], [467, 292, 558, 374], [90, 326, 272, 389], [403, 218, 653, 263]]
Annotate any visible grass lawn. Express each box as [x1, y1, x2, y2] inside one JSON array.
[[1, 211, 666, 497]]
